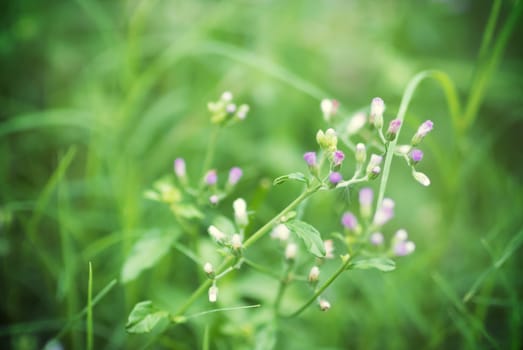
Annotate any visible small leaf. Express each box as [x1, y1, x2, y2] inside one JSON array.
[[172, 204, 204, 219], [286, 220, 326, 257], [273, 172, 308, 186], [348, 257, 396, 272], [126, 301, 169, 333], [121, 229, 178, 283], [212, 215, 236, 235]]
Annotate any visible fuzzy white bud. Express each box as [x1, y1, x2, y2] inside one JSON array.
[[319, 299, 331, 311], [308, 266, 320, 283], [231, 233, 242, 250], [271, 224, 290, 241], [285, 243, 298, 260], [233, 198, 248, 227], [204, 262, 214, 275], [208, 225, 226, 242], [208, 285, 219, 303]]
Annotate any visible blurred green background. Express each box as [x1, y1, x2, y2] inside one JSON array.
[[1, 0, 522, 349]]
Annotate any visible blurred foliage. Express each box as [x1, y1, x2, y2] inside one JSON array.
[[1, 0, 523, 349]]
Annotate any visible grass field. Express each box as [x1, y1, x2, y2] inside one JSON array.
[[1, 1, 522, 349]]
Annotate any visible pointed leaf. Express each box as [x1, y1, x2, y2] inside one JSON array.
[[126, 301, 169, 333], [273, 172, 308, 186], [121, 229, 178, 283], [286, 220, 325, 257], [348, 257, 396, 272]]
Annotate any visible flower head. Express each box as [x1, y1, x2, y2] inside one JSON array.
[[209, 195, 219, 205], [303, 152, 317, 167], [208, 285, 219, 303], [308, 266, 320, 283], [329, 172, 343, 185], [410, 149, 424, 164], [411, 120, 434, 145], [386, 119, 402, 141], [370, 232, 384, 245], [324, 239, 334, 259], [231, 234, 243, 250], [228, 167, 243, 185], [355, 143, 367, 164], [271, 224, 290, 241], [174, 158, 186, 178], [332, 150, 345, 167], [205, 169, 218, 185], [370, 97, 385, 128], [208, 225, 226, 242], [321, 99, 339, 122], [373, 198, 395, 226], [394, 240, 416, 256], [341, 211, 358, 231], [233, 198, 248, 227], [285, 243, 298, 260], [319, 299, 331, 311], [359, 187, 374, 218]]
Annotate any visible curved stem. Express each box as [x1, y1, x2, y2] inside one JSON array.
[[199, 126, 220, 192], [282, 257, 352, 318]]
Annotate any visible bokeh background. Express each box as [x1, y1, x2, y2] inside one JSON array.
[[1, 0, 522, 349]]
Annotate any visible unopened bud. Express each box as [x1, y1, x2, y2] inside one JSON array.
[[209, 195, 219, 205], [320, 99, 339, 122], [221, 91, 233, 102], [271, 224, 290, 241], [412, 170, 431, 186], [231, 234, 243, 250], [308, 266, 320, 283], [368, 166, 381, 180], [236, 104, 249, 120], [386, 119, 402, 141], [329, 172, 343, 186], [366, 154, 383, 175], [233, 198, 249, 227], [208, 225, 226, 242], [226, 103, 236, 114], [370, 97, 385, 129], [394, 240, 415, 256], [205, 169, 218, 185], [370, 232, 384, 245], [319, 299, 331, 311], [203, 262, 214, 277], [316, 128, 338, 152], [359, 187, 373, 218], [174, 158, 186, 178], [208, 285, 219, 303], [355, 143, 367, 164], [411, 120, 434, 146], [409, 149, 423, 165], [228, 167, 243, 186], [285, 243, 298, 260]]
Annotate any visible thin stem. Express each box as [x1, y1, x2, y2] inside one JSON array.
[[86, 262, 93, 350], [477, 0, 502, 62], [200, 126, 220, 183], [243, 258, 281, 279], [375, 71, 432, 210], [273, 263, 293, 313], [282, 257, 351, 318], [174, 185, 321, 316]]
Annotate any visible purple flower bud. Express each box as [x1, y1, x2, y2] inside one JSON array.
[[370, 232, 384, 245], [411, 120, 434, 145], [333, 150, 345, 166], [174, 158, 186, 178], [303, 152, 317, 167], [394, 240, 415, 256], [410, 149, 424, 164], [209, 195, 219, 205], [386, 119, 402, 141], [329, 172, 343, 185], [373, 198, 395, 226], [228, 167, 243, 185], [360, 189, 374, 219], [366, 154, 383, 174], [205, 169, 218, 185], [341, 211, 358, 230]]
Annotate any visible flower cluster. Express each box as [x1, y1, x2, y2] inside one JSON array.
[[208, 91, 250, 125]]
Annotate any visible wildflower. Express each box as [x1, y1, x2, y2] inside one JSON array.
[[370, 97, 385, 129], [233, 198, 249, 227], [329, 172, 343, 185], [409, 149, 423, 165], [370, 232, 384, 245], [209, 195, 219, 205], [366, 154, 383, 174], [208, 285, 219, 303], [205, 169, 218, 185], [319, 299, 331, 311], [412, 170, 431, 186], [321, 99, 339, 122], [204, 262, 214, 277], [226, 103, 236, 114], [394, 229, 408, 241], [394, 241, 416, 256], [359, 187, 374, 218], [308, 266, 320, 283], [355, 143, 366, 164], [221, 91, 233, 102], [231, 234, 243, 250], [386, 119, 402, 141], [285, 243, 298, 260], [316, 128, 338, 152], [332, 150, 345, 167], [271, 224, 290, 241], [228, 167, 243, 186], [341, 212, 358, 231], [373, 198, 395, 226], [236, 104, 250, 120], [303, 152, 317, 167], [208, 225, 226, 242], [411, 120, 434, 146], [324, 239, 334, 259], [368, 166, 381, 180], [346, 112, 366, 135], [174, 158, 186, 178]]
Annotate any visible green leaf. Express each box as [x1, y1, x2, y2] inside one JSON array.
[[273, 172, 308, 186], [212, 215, 236, 234], [121, 229, 178, 283], [126, 301, 169, 333], [173, 204, 204, 220], [255, 324, 277, 350], [348, 257, 396, 272], [286, 220, 325, 257]]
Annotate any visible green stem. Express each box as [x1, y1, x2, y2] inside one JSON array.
[[477, 0, 502, 62], [273, 263, 293, 313], [86, 262, 93, 350], [200, 126, 220, 184], [375, 71, 432, 209], [283, 257, 352, 318]]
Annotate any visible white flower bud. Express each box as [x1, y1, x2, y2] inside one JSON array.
[[204, 262, 214, 274], [394, 229, 408, 241], [355, 143, 367, 164], [346, 112, 366, 135], [319, 299, 331, 311], [231, 233, 242, 250], [221, 91, 233, 102], [208, 225, 226, 242], [208, 285, 219, 303], [233, 198, 249, 227], [412, 170, 431, 186], [285, 243, 298, 260], [270, 224, 290, 241], [308, 266, 320, 283]]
